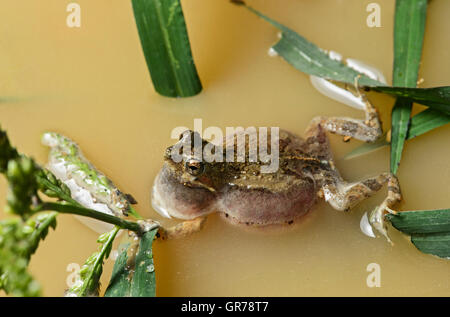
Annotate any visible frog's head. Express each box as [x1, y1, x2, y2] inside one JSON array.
[[151, 130, 221, 220]]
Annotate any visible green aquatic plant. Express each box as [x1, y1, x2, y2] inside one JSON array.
[[389, 0, 427, 175], [0, 126, 160, 296]]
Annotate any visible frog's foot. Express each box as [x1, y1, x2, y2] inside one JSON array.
[[157, 216, 207, 240], [368, 175, 402, 244]]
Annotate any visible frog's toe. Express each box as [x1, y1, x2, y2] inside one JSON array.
[[369, 204, 394, 245]]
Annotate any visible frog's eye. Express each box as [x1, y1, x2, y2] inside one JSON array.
[[185, 159, 204, 176]]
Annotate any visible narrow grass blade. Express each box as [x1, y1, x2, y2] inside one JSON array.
[[407, 108, 450, 139], [345, 108, 450, 159], [391, 98, 412, 174], [234, 2, 383, 87], [132, 0, 202, 97], [390, 0, 427, 175], [373, 86, 450, 115], [105, 228, 158, 297]]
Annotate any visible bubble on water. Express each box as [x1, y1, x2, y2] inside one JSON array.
[[146, 264, 155, 273]]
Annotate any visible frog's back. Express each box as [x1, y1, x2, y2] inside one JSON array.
[[217, 129, 317, 226]]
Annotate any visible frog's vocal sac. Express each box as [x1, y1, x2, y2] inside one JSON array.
[[151, 98, 401, 240]]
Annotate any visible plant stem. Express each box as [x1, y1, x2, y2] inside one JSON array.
[[37, 202, 142, 233]]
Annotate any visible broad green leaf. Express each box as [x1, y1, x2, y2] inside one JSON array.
[[130, 229, 157, 297], [105, 228, 158, 297], [372, 86, 450, 115], [411, 233, 450, 258], [386, 209, 450, 234], [387, 209, 450, 259], [103, 242, 131, 297], [132, 0, 202, 97], [390, 0, 427, 175]]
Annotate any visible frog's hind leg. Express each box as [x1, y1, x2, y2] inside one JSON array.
[[319, 170, 401, 243], [305, 85, 401, 242], [320, 172, 390, 212]]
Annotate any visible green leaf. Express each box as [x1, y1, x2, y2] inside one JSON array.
[[390, 0, 427, 175], [386, 209, 450, 234], [67, 226, 120, 297], [372, 86, 450, 115], [238, 3, 382, 87], [390, 98, 412, 174], [103, 242, 131, 297], [25, 212, 58, 258], [411, 233, 450, 258], [345, 108, 450, 159], [407, 108, 450, 139], [387, 209, 450, 258], [132, 0, 202, 97], [105, 228, 158, 297]]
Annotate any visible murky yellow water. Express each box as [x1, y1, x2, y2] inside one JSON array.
[[0, 0, 449, 296]]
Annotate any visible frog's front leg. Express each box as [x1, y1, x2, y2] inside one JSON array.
[[305, 90, 382, 143], [158, 216, 207, 240]]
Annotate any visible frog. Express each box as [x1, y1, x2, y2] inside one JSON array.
[[152, 92, 401, 242]]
